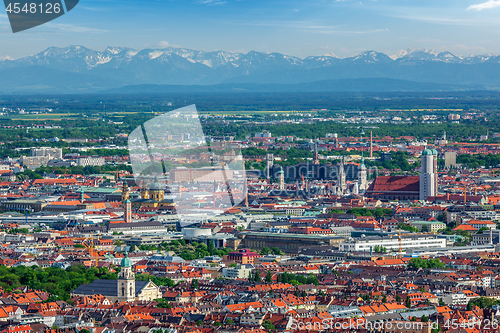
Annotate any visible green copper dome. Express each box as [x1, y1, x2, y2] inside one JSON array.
[[121, 251, 132, 268], [422, 149, 432, 156], [431, 149, 438, 155]]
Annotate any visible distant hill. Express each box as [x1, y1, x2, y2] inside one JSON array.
[[0, 46, 499, 94], [101, 79, 480, 94]]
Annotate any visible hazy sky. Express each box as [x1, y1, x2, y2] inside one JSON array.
[[1, 0, 500, 59]]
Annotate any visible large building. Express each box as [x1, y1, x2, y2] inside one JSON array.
[[129, 179, 175, 210], [268, 162, 360, 182], [71, 252, 161, 302], [444, 152, 457, 168], [420, 149, 438, 200], [170, 167, 234, 182], [339, 235, 446, 252], [30, 147, 63, 159], [233, 232, 344, 255], [364, 176, 420, 201], [227, 249, 262, 264]]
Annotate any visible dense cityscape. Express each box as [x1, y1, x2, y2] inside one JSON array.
[[0, 94, 499, 333]]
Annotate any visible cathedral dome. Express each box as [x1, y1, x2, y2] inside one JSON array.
[[149, 178, 164, 191], [422, 149, 432, 156]]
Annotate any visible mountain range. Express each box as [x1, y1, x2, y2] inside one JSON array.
[[1, 46, 499, 94]]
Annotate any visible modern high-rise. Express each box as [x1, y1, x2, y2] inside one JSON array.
[[444, 152, 457, 168], [419, 149, 438, 200], [30, 147, 62, 159]]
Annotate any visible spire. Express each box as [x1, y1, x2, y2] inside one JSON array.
[[79, 187, 85, 203]]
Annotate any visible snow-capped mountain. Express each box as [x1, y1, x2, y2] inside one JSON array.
[[0, 46, 499, 93]]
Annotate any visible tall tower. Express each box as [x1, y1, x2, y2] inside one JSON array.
[[359, 154, 367, 191], [370, 131, 373, 158], [117, 252, 135, 302], [278, 167, 285, 190], [141, 185, 150, 200], [337, 157, 347, 195], [79, 187, 85, 203], [419, 149, 438, 200], [266, 154, 274, 179], [121, 182, 130, 203], [313, 140, 319, 165], [124, 199, 131, 223]]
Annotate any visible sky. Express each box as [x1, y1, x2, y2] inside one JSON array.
[[1, 0, 500, 59]]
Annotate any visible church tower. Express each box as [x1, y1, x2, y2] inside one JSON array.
[[359, 154, 368, 191], [337, 157, 347, 195], [124, 199, 131, 223], [313, 140, 319, 165], [278, 167, 285, 190], [121, 182, 130, 203], [419, 149, 438, 200], [266, 154, 274, 179], [141, 185, 150, 200], [117, 252, 135, 302]]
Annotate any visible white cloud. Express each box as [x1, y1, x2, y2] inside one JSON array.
[[196, 0, 226, 5], [158, 41, 171, 48], [155, 41, 181, 49], [467, 0, 500, 11], [44, 23, 106, 33]]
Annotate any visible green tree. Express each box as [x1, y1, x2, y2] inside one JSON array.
[[271, 247, 283, 255], [208, 240, 215, 255], [191, 279, 199, 290], [406, 296, 412, 308], [260, 247, 271, 255], [254, 270, 261, 282], [265, 270, 272, 283], [262, 320, 275, 330]]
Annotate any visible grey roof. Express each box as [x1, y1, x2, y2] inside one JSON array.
[[71, 279, 149, 297]]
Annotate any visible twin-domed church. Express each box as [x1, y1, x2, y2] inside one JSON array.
[[121, 179, 175, 210], [71, 252, 162, 303]]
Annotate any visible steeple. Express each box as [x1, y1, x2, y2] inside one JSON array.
[[278, 167, 285, 190], [79, 187, 85, 203], [117, 251, 135, 302], [359, 152, 367, 191], [121, 181, 130, 203], [313, 140, 319, 165]]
